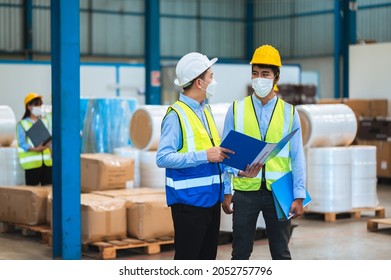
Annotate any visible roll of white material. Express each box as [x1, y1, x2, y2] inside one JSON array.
[[139, 150, 165, 189], [0, 147, 25, 185], [129, 105, 169, 151], [350, 145, 378, 208], [0, 106, 16, 147], [209, 103, 231, 138], [113, 146, 141, 188], [306, 147, 352, 212], [296, 104, 357, 148]]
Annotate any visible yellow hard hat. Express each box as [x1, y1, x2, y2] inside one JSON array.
[[250, 45, 282, 67], [24, 92, 42, 106]]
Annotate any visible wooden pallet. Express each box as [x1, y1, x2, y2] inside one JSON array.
[[367, 218, 391, 232], [304, 206, 385, 222], [83, 236, 174, 259], [0, 222, 51, 244]]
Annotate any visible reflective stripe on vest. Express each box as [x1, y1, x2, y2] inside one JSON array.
[[17, 118, 53, 170], [165, 101, 222, 207], [233, 96, 293, 191]]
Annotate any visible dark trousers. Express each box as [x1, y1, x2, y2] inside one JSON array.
[[171, 202, 221, 260], [25, 164, 52, 186], [232, 188, 292, 260]]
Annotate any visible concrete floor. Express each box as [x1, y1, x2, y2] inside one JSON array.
[[1, 183, 390, 260]]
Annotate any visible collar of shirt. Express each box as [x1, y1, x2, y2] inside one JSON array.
[[251, 93, 277, 110], [179, 93, 206, 111]]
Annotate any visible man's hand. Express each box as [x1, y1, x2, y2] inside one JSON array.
[[222, 194, 233, 214], [289, 198, 304, 219], [207, 147, 234, 163], [238, 162, 263, 178]]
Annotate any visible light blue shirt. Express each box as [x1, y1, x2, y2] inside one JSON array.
[[17, 118, 34, 152], [222, 94, 307, 199], [156, 93, 215, 169]]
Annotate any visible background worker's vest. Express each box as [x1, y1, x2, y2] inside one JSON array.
[[17, 117, 53, 170], [233, 96, 294, 191], [165, 101, 223, 207]]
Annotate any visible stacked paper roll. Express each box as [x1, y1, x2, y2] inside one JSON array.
[[129, 105, 169, 151], [210, 103, 231, 138], [0, 106, 16, 147], [296, 104, 357, 148], [350, 145, 378, 208], [139, 150, 165, 189], [113, 146, 140, 188], [306, 147, 352, 212], [0, 147, 25, 185]]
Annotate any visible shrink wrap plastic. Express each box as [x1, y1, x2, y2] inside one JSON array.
[[0, 106, 16, 147], [82, 98, 137, 153], [0, 147, 25, 185], [139, 150, 165, 189], [306, 147, 352, 212], [350, 145, 378, 208], [297, 104, 357, 148]]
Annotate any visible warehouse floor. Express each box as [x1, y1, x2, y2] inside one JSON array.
[[1, 183, 391, 260]]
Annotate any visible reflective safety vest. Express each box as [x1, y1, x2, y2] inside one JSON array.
[[16, 118, 53, 170], [233, 96, 294, 191], [165, 101, 223, 207]]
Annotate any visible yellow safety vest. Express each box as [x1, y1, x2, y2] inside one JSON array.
[[16, 117, 53, 170], [233, 96, 293, 191]]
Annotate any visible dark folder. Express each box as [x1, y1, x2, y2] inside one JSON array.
[[220, 128, 299, 171], [271, 171, 311, 221], [25, 119, 52, 147]]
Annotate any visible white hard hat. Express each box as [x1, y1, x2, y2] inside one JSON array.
[[174, 52, 218, 88]]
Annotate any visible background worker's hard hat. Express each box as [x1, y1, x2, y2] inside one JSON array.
[[24, 92, 42, 106], [250, 45, 282, 67], [174, 52, 218, 88]]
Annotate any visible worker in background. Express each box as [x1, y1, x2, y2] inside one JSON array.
[[221, 45, 307, 260], [16, 92, 52, 186], [156, 52, 234, 260]]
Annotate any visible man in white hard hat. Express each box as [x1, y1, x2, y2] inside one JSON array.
[[156, 52, 234, 260]]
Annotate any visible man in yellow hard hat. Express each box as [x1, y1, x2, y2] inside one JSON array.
[[221, 45, 307, 259]]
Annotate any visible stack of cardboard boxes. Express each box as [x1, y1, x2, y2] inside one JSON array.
[[318, 98, 390, 178], [1, 153, 173, 246]]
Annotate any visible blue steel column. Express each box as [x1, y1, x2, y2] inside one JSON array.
[[23, 0, 33, 60], [51, 0, 81, 259], [334, 0, 342, 98], [145, 0, 161, 105], [342, 0, 357, 98], [245, 0, 254, 61]]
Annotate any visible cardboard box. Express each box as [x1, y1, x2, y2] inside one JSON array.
[[81, 193, 127, 244], [370, 99, 388, 118], [0, 186, 51, 225], [124, 195, 174, 239], [317, 98, 343, 104], [81, 153, 134, 192], [92, 187, 165, 198], [342, 99, 371, 120]]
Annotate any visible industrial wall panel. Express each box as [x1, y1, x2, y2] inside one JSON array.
[[0, 1, 23, 51]]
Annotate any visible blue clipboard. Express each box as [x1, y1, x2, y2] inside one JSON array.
[[271, 171, 311, 221], [220, 128, 299, 171]]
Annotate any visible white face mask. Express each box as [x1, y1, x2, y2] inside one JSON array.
[[31, 106, 42, 117], [200, 79, 218, 99], [252, 77, 274, 98]]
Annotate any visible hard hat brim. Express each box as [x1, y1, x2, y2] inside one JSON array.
[[174, 57, 218, 88]]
